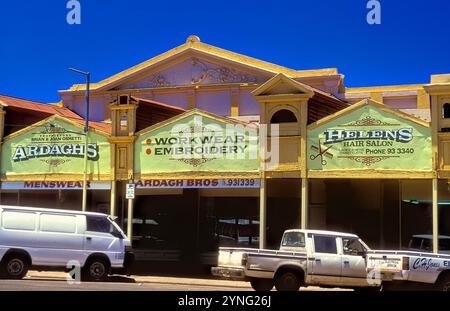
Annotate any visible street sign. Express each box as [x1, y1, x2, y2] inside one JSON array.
[[126, 183, 135, 199]]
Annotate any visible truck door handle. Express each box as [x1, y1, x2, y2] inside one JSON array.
[[315, 259, 321, 262], [344, 260, 350, 264], [86, 237, 92, 241]]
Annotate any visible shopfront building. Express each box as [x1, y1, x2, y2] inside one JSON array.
[[0, 115, 113, 213], [2, 36, 450, 263], [306, 99, 433, 249]]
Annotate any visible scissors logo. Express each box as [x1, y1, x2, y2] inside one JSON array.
[[310, 139, 334, 166]]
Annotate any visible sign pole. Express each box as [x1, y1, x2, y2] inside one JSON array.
[[69, 68, 90, 212], [126, 182, 136, 240], [81, 73, 90, 212]]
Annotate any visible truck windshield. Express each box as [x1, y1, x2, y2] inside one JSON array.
[[281, 232, 305, 247]]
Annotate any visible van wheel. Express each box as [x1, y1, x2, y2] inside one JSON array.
[[82, 258, 109, 282], [250, 278, 274, 291], [436, 273, 450, 291], [274, 271, 301, 291], [1, 254, 29, 279]]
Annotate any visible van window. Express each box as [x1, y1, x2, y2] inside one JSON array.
[[313, 235, 337, 254], [87, 216, 121, 237], [40, 214, 76, 234], [2, 211, 36, 231]]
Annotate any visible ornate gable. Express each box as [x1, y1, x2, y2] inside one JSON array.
[[112, 56, 268, 90]]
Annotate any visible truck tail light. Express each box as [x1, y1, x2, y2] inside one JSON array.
[[241, 253, 248, 266], [402, 256, 410, 270]]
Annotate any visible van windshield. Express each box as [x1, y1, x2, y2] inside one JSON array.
[[87, 216, 125, 238]]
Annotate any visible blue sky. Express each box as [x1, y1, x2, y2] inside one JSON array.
[[1, 0, 450, 103]]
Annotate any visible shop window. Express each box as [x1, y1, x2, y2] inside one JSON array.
[[119, 113, 128, 131], [443, 103, 450, 119], [270, 109, 298, 123], [216, 218, 259, 247]]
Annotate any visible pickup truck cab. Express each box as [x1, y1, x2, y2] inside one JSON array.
[[212, 229, 378, 291], [0, 205, 134, 281], [408, 235, 450, 254]]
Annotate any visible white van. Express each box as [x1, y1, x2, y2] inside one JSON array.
[[0, 205, 133, 281]]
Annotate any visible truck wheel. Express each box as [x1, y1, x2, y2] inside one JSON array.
[[436, 274, 450, 291], [82, 257, 109, 282], [275, 271, 301, 291], [250, 278, 274, 291], [1, 254, 29, 279]]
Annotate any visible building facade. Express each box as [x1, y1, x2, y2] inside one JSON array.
[[1, 36, 450, 263]]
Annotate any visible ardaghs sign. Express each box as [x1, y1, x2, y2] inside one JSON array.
[[1, 117, 111, 177], [12, 143, 99, 162]]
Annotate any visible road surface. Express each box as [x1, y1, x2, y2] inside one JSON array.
[[0, 271, 349, 291]]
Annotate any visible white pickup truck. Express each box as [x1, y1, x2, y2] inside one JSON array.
[[366, 250, 450, 291], [212, 229, 379, 291]]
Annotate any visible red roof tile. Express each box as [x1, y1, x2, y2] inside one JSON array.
[[0, 94, 112, 134], [0, 94, 80, 119], [71, 119, 112, 134]]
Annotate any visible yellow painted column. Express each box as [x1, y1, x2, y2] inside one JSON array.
[[301, 178, 308, 229], [110, 181, 116, 217], [432, 178, 439, 254], [127, 195, 134, 240], [259, 176, 266, 249], [231, 88, 240, 117]]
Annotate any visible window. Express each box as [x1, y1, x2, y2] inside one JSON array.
[[2, 211, 36, 231], [342, 238, 366, 256], [313, 235, 337, 254], [270, 109, 298, 123], [443, 103, 450, 119], [421, 239, 432, 251], [282, 232, 305, 247], [409, 237, 423, 250], [40, 214, 76, 234], [439, 239, 450, 251], [86, 216, 121, 237]]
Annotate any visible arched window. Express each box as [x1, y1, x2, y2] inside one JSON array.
[[270, 109, 298, 123], [443, 103, 450, 119]]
